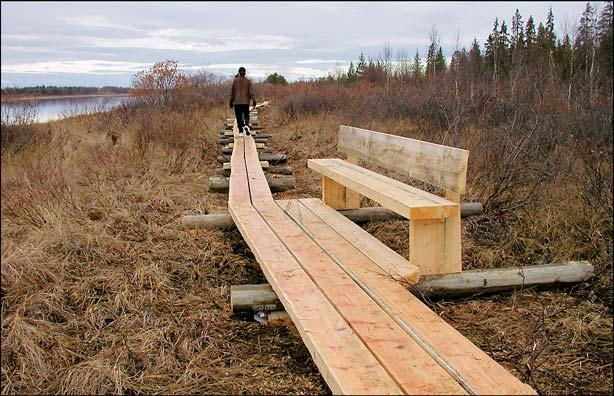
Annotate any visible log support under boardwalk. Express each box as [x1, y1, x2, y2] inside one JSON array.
[[229, 262, 594, 313]]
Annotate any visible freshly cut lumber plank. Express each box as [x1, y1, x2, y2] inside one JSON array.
[[229, 204, 401, 394], [309, 158, 457, 219], [415, 261, 594, 298], [228, 140, 402, 395], [338, 125, 469, 193], [409, 218, 446, 275], [322, 176, 359, 210], [442, 191, 462, 275], [278, 198, 420, 283], [243, 162, 463, 394], [297, 197, 536, 395]]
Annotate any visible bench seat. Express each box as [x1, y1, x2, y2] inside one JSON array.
[[308, 158, 459, 220]]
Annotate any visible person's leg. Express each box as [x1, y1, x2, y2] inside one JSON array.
[[234, 105, 245, 131], [243, 106, 250, 128], [241, 105, 251, 135]]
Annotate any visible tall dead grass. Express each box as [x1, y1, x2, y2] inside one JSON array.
[[1, 96, 328, 394]]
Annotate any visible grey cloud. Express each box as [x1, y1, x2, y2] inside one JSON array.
[[1, 1, 590, 87]]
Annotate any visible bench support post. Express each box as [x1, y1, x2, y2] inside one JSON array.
[[409, 191, 462, 276], [322, 176, 360, 210]]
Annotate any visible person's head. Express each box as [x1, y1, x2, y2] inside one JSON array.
[[238, 67, 246, 76]]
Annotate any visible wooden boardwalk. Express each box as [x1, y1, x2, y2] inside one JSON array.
[[225, 109, 535, 395]]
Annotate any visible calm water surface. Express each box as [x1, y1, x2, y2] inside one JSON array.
[[1, 95, 133, 123]]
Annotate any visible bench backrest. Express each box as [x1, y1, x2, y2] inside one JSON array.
[[338, 125, 469, 194]]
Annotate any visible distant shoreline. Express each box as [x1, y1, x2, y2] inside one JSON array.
[[0, 93, 131, 102]]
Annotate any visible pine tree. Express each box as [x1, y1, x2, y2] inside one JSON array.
[[426, 41, 437, 79], [468, 38, 482, 80], [484, 18, 500, 79], [347, 62, 357, 83], [546, 6, 557, 49], [356, 53, 367, 77], [411, 49, 423, 80], [435, 47, 447, 73], [574, 2, 597, 78], [511, 8, 525, 52], [596, 1, 613, 77], [498, 20, 511, 78], [525, 15, 536, 49], [557, 34, 574, 81]]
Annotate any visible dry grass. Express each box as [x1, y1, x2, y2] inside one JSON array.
[[1, 90, 612, 395]]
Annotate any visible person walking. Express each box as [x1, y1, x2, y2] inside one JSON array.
[[229, 67, 256, 136]]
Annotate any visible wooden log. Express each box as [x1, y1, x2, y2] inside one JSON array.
[[231, 284, 284, 312], [268, 165, 293, 175], [266, 311, 292, 326], [223, 161, 268, 170], [219, 137, 270, 145], [221, 133, 271, 139], [182, 202, 480, 229], [222, 147, 272, 155], [413, 261, 594, 298], [208, 174, 295, 193], [217, 165, 292, 177], [217, 153, 286, 165], [339, 203, 482, 221], [229, 262, 594, 312], [182, 213, 236, 230]]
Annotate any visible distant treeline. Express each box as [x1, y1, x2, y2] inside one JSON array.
[[323, 2, 613, 87], [1, 85, 130, 97]]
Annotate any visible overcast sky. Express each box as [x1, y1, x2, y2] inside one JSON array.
[[1, 1, 595, 87]]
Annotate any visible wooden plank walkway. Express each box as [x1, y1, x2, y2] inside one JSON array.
[[225, 111, 535, 395]]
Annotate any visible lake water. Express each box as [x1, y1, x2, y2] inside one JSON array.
[[1, 95, 133, 124]]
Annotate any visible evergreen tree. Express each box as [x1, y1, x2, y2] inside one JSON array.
[[357, 53, 367, 76], [557, 34, 574, 81], [411, 49, 423, 79], [484, 18, 500, 79], [435, 47, 447, 73], [468, 38, 482, 80], [347, 62, 357, 82], [525, 15, 536, 49], [546, 6, 557, 49], [597, 1, 613, 77], [574, 2, 597, 77], [426, 40, 437, 79], [498, 20, 511, 77], [511, 8, 525, 52], [537, 22, 549, 50]]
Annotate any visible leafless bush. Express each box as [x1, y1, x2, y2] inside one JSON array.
[[1, 159, 76, 227], [1, 101, 49, 154]]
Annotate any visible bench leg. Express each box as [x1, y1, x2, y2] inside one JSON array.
[[322, 176, 360, 210], [409, 214, 462, 275]]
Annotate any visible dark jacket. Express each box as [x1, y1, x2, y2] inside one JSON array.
[[230, 76, 254, 105]]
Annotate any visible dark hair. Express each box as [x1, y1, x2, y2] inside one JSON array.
[[238, 66, 246, 75]]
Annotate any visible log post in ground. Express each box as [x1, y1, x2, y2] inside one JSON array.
[[182, 203, 483, 229], [222, 147, 273, 155], [216, 165, 293, 177], [229, 262, 594, 313], [208, 174, 295, 193], [217, 154, 287, 165]]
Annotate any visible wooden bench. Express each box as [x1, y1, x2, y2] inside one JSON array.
[[308, 125, 469, 276], [226, 119, 534, 394]]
